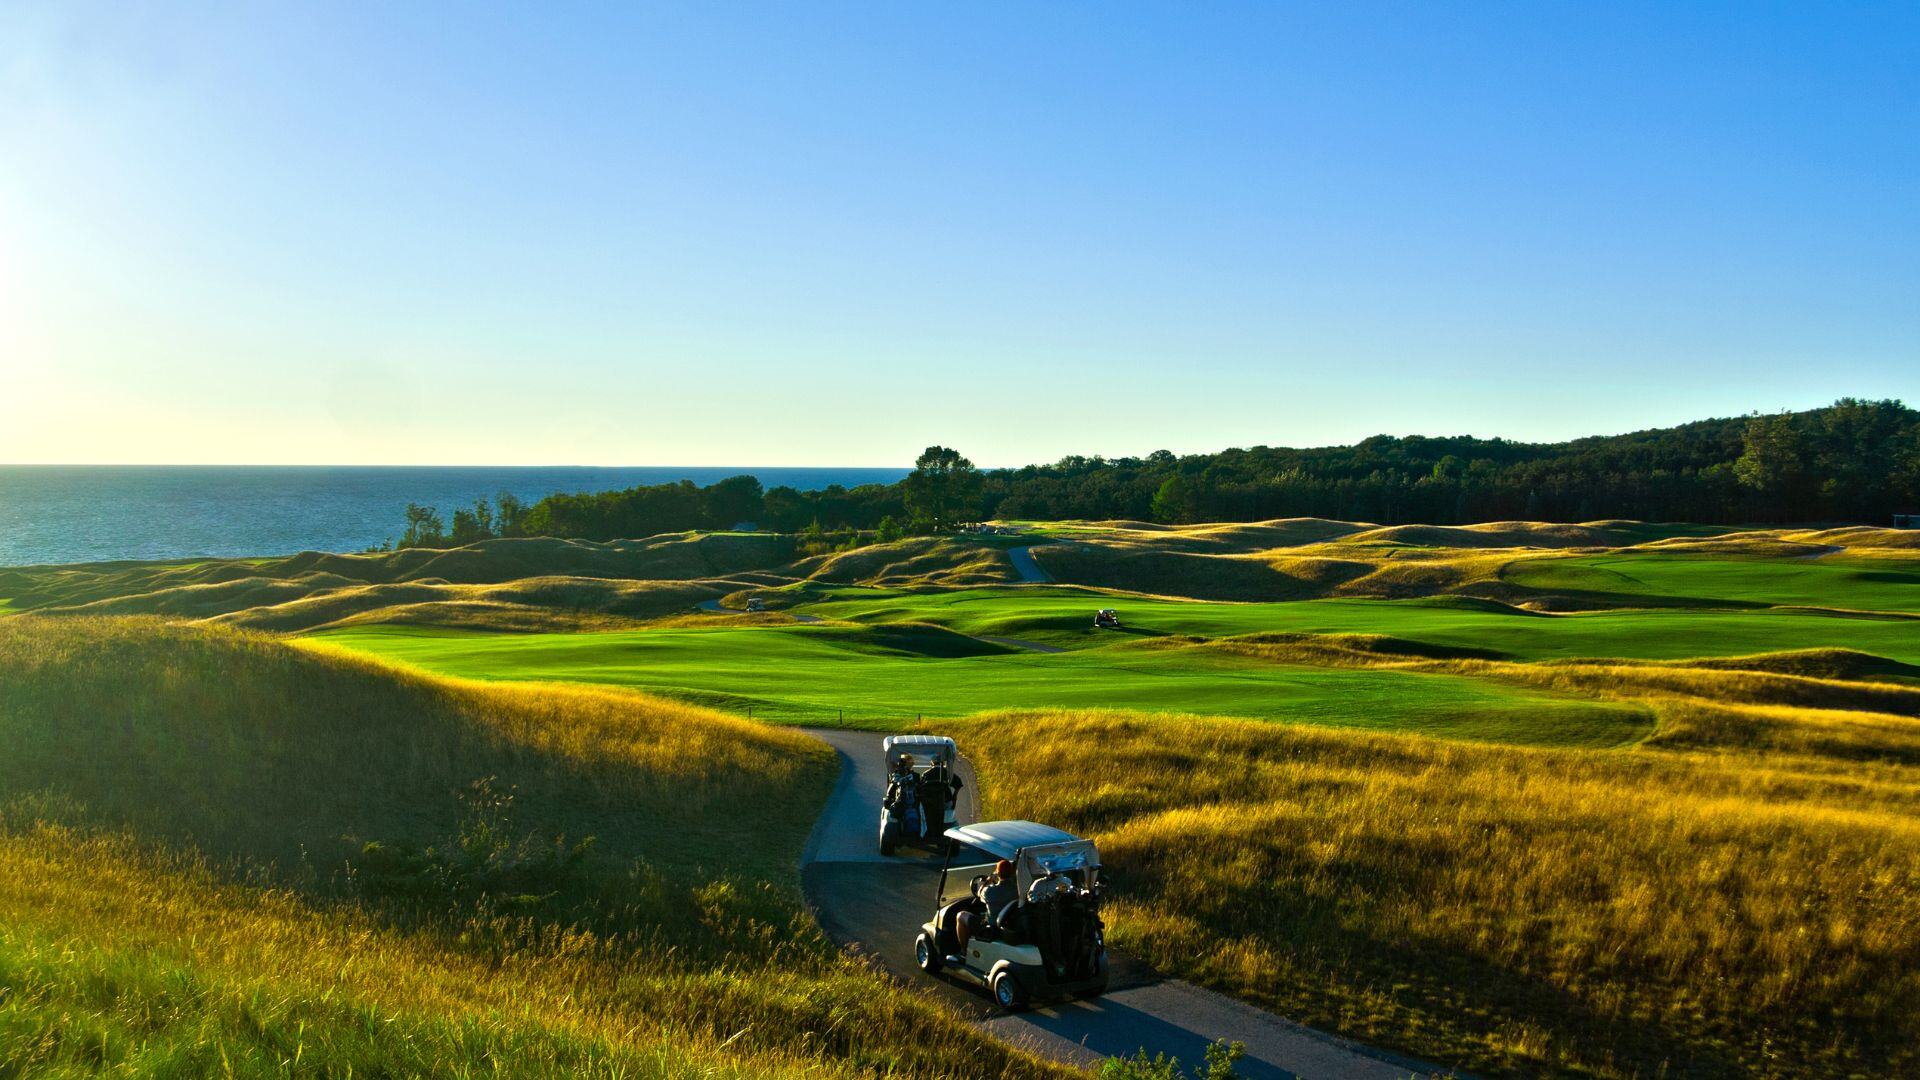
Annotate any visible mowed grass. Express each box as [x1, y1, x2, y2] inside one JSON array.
[[798, 585, 1920, 664], [1503, 553, 1920, 612], [0, 617, 1064, 1080], [952, 709, 1920, 1079], [313, 621, 1649, 746]]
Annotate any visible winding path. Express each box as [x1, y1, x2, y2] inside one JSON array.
[[697, 598, 821, 623], [798, 727, 1448, 1079], [1007, 545, 1055, 584]]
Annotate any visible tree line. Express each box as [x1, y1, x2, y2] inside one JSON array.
[[384, 399, 1920, 549], [382, 446, 980, 550]]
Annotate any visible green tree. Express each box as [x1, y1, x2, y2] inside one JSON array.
[[1734, 413, 1814, 520], [493, 491, 529, 537], [398, 503, 446, 549], [449, 499, 495, 546], [903, 446, 981, 532], [1151, 475, 1197, 524], [874, 514, 904, 543], [704, 474, 765, 529], [1814, 398, 1910, 520]]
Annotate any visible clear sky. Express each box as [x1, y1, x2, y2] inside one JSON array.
[[2, 3, 1915, 467]]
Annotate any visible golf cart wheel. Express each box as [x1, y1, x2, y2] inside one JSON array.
[[915, 933, 942, 974], [990, 970, 1027, 1012]]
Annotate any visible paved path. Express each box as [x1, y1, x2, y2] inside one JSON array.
[[697, 598, 820, 623], [798, 727, 1448, 1079], [1007, 546, 1054, 584]]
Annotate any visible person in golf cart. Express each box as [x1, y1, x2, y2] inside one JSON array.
[[915, 820, 1108, 1011], [917, 753, 963, 841], [1094, 608, 1121, 629], [878, 735, 963, 855], [884, 754, 922, 838]]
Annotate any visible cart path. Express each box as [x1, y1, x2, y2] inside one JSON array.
[[1007, 546, 1055, 583], [798, 727, 1451, 1079], [697, 598, 821, 623]]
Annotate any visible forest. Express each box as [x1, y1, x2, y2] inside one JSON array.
[[389, 399, 1920, 548]]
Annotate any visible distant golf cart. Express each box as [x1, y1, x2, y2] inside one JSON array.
[[1093, 608, 1122, 630], [915, 820, 1108, 1010], [744, 597, 767, 612], [879, 735, 965, 856]]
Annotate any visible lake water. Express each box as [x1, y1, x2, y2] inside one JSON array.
[[0, 466, 909, 567]]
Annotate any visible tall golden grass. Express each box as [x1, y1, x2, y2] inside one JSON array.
[[952, 708, 1920, 1078], [0, 616, 1067, 1079]]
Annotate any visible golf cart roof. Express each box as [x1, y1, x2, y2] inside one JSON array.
[[882, 734, 956, 763], [944, 820, 1085, 860]]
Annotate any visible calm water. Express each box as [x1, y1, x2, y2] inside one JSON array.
[[0, 466, 909, 567]]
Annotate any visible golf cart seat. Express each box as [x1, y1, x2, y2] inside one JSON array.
[[878, 735, 963, 856]]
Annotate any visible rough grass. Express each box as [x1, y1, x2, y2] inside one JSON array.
[[0, 616, 1065, 1079], [793, 536, 1022, 587], [1033, 542, 1360, 600], [8, 519, 1917, 630], [1, 532, 794, 619], [950, 709, 1920, 1079]]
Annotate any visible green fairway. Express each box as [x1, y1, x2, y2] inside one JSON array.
[[798, 585, 1920, 663], [312, 623, 1649, 747], [1503, 553, 1920, 612]]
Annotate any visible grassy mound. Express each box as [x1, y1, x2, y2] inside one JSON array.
[[951, 709, 1920, 1079], [9, 517, 1917, 628], [217, 576, 724, 632], [1035, 543, 1339, 600], [794, 536, 1019, 586], [1032, 518, 1371, 552], [1676, 647, 1920, 681], [4, 532, 795, 622], [0, 617, 1062, 1079], [1342, 522, 1625, 548]]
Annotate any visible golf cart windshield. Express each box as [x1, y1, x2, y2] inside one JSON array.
[[1017, 839, 1099, 895], [883, 735, 956, 767], [938, 822, 1101, 905]]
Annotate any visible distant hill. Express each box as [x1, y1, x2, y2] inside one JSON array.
[[5, 517, 1917, 632]]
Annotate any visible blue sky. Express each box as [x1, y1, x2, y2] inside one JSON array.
[[2, 3, 1915, 466]]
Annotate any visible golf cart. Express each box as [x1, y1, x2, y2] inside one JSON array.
[[744, 597, 767, 612], [914, 820, 1108, 1010], [879, 735, 964, 856], [1093, 608, 1122, 629]]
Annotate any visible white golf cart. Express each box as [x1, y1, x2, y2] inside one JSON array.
[[744, 597, 767, 612], [914, 820, 1108, 1010], [879, 735, 964, 856], [1094, 608, 1122, 629]]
